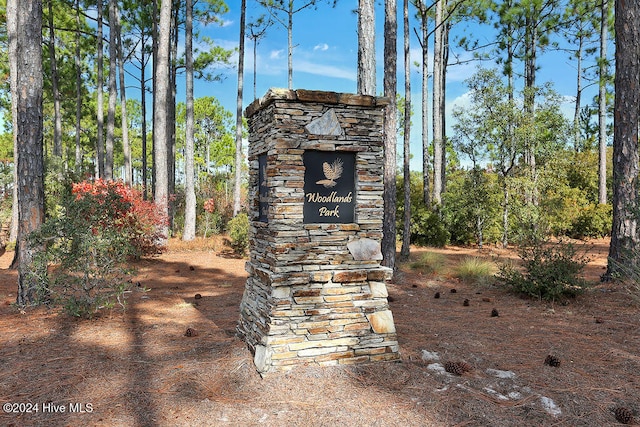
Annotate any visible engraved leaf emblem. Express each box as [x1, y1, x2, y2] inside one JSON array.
[[316, 158, 343, 188]]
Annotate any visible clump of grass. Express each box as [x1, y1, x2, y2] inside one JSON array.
[[409, 251, 446, 276], [498, 238, 591, 302], [455, 257, 496, 285]]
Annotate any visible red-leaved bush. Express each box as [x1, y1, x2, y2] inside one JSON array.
[[71, 179, 167, 257], [28, 179, 168, 316]]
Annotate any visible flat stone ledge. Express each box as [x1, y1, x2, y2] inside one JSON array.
[[245, 88, 391, 118]]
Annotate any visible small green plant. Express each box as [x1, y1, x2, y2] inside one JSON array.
[[455, 257, 495, 285], [29, 179, 167, 317], [498, 237, 591, 302], [409, 251, 446, 275], [227, 212, 249, 255]]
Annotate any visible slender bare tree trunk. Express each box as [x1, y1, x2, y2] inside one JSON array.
[[417, 5, 430, 208], [606, 0, 640, 278], [46, 0, 62, 158], [287, 8, 293, 89], [105, 0, 117, 180], [573, 34, 584, 151], [183, 0, 196, 241], [74, 0, 83, 170], [9, 0, 46, 305], [153, 0, 172, 241], [432, 0, 445, 205], [8, 0, 19, 248], [382, 0, 397, 270], [141, 34, 148, 198], [357, 0, 375, 95], [96, 0, 105, 178], [400, 0, 411, 261], [233, 0, 246, 217], [167, 5, 179, 233], [598, 0, 609, 204], [116, 3, 131, 185]]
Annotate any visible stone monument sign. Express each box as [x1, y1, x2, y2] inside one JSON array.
[[237, 89, 400, 374]]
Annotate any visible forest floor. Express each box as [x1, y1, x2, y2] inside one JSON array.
[[0, 237, 639, 426]]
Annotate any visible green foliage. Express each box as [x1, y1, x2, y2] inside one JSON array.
[[29, 179, 166, 317], [498, 237, 591, 302], [409, 251, 446, 275], [570, 203, 612, 239], [410, 204, 449, 247], [442, 168, 501, 246], [396, 172, 449, 247], [455, 257, 495, 286], [227, 212, 249, 255]]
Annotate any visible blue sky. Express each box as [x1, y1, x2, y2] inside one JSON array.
[[187, 1, 609, 171]]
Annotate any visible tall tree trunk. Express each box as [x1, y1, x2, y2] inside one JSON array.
[[153, 0, 172, 241], [105, 0, 117, 180], [46, 0, 62, 158], [523, 7, 539, 206], [400, 0, 411, 261], [573, 33, 584, 151], [253, 35, 258, 99], [598, 0, 609, 204], [167, 3, 179, 233], [9, 0, 46, 305], [152, 0, 157, 198], [8, 0, 19, 248], [357, 0, 375, 95], [183, 0, 196, 241], [116, 3, 131, 185], [606, 0, 640, 278], [96, 0, 105, 178], [440, 19, 449, 196], [502, 179, 509, 248], [233, 0, 246, 217], [74, 0, 82, 170], [287, 7, 293, 89], [432, 0, 445, 205], [418, 5, 430, 208], [382, 0, 397, 271], [141, 37, 148, 198]]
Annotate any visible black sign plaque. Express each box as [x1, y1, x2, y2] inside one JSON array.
[[303, 151, 356, 223], [258, 154, 268, 222]]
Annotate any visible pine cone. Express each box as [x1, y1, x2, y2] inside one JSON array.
[[491, 308, 499, 317], [444, 361, 472, 375], [544, 354, 561, 367], [614, 406, 635, 424]]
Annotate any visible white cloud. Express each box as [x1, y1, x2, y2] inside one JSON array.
[[270, 50, 284, 60], [295, 60, 356, 81], [314, 43, 329, 51]]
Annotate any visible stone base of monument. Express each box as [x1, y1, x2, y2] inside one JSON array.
[[237, 89, 400, 374], [239, 260, 399, 374]]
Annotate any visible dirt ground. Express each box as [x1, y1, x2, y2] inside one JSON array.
[[0, 237, 638, 427]]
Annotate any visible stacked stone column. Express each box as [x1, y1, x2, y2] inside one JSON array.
[[237, 89, 400, 374]]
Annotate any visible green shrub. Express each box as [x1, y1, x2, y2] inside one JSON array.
[[29, 179, 167, 317], [409, 205, 449, 247], [456, 257, 495, 285], [498, 237, 591, 302], [569, 203, 612, 239], [227, 212, 249, 255], [409, 251, 446, 275]]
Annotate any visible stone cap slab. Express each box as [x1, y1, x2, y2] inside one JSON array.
[[245, 88, 391, 118]]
